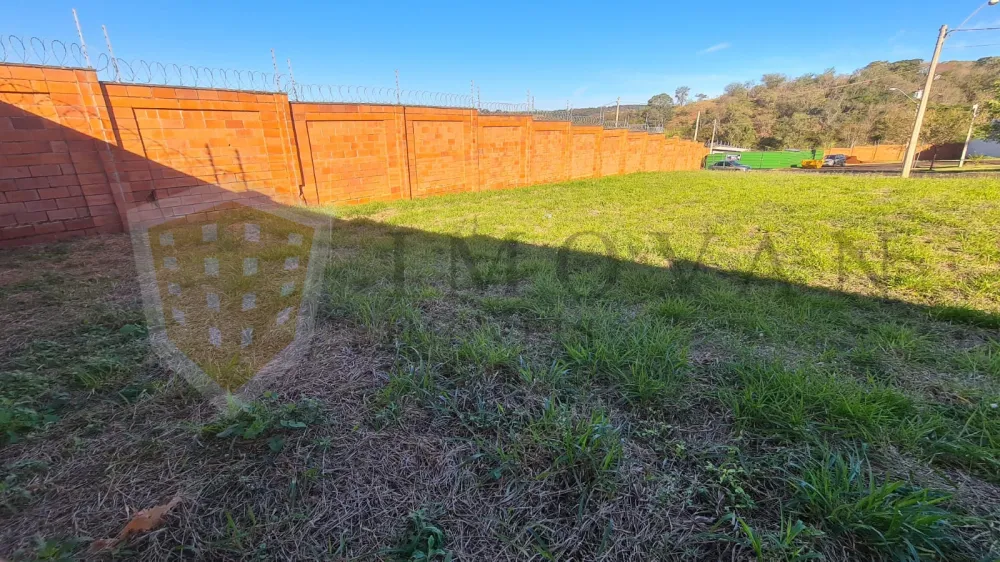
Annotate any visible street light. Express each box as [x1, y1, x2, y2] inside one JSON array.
[[901, 0, 999, 177], [959, 104, 980, 168]]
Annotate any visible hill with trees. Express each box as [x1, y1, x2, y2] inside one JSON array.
[[562, 57, 1000, 150]]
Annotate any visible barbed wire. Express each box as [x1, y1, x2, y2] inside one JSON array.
[[289, 84, 474, 107], [0, 35, 89, 68], [1, 32, 626, 120], [480, 101, 530, 113], [94, 54, 284, 92], [530, 105, 665, 131], [288, 83, 530, 111]]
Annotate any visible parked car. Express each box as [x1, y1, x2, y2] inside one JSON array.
[[823, 154, 847, 167], [708, 160, 751, 172]]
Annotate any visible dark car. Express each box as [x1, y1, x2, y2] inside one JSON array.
[[708, 160, 751, 172], [823, 154, 847, 167]]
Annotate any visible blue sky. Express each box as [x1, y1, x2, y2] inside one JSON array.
[[7, 0, 1000, 109]]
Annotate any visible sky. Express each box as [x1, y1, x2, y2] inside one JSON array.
[[6, 0, 1000, 109]]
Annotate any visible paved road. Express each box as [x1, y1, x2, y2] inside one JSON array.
[[769, 159, 1000, 177]]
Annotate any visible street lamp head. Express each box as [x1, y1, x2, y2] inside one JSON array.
[[990, 0, 999, 6]]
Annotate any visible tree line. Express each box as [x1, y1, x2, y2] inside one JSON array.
[[630, 57, 1000, 150]]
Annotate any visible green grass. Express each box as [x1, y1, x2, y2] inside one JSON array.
[[316, 171, 1000, 558], [4, 171, 1000, 560], [789, 449, 972, 560]]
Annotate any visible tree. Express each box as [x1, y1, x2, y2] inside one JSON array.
[[720, 101, 756, 147], [723, 82, 748, 97], [644, 93, 675, 124], [757, 136, 784, 150], [675, 86, 691, 106], [976, 80, 1000, 141], [761, 73, 787, 89], [923, 105, 970, 146], [695, 93, 708, 102]]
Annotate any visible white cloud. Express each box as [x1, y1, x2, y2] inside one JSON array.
[[698, 42, 731, 55]]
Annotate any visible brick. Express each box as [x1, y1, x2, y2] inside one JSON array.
[[34, 221, 67, 235], [24, 199, 58, 212], [76, 173, 108, 185], [151, 87, 177, 98], [42, 68, 77, 82], [15, 211, 48, 224], [0, 225, 35, 240], [7, 66, 46, 81], [29, 164, 63, 177], [0, 202, 27, 215], [6, 189, 39, 202], [45, 81, 83, 94], [47, 175, 84, 187], [46, 208, 78, 221], [56, 196, 86, 209], [15, 177, 49, 189], [37, 186, 70, 199], [10, 116, 46, 130], [84, 194, 114, 206], [64, 217, 95, 231], [125, 85, 153, 98], [81, 184, 110, 196]]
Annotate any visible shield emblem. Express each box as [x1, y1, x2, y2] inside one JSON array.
[[128, 194, 330, 400]]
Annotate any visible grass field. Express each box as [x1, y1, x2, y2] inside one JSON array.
[[2, 171, 1000, 561]]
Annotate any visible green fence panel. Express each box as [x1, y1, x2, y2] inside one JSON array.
[[704, 150, 824, 169]]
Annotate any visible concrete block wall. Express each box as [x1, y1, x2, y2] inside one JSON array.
[[1, 62, 709, 247]]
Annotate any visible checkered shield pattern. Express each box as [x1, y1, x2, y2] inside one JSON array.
[[130, 198, 328, 397]]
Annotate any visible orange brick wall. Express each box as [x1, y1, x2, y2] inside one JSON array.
[[405, 107, 478, 198], [624, 134, 645, 174], [824, 144, 928, 164], [291, 103, 408, 205], [570, 127, 601, 180], [600, 129, 626, 176], [644, 136, 664, 171], [529, 121, 572, 185], [0, 65, 123, 245], [1, 62, 709, 246], [478, 114, 530, 191], [102, 83, 300, 208]]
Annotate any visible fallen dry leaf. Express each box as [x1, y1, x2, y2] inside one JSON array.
[[89, 495, 182, 552]]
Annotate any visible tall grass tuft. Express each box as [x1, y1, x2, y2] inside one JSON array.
[[790, 449, 970, 561]]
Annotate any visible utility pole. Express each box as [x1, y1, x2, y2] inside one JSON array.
[[959, 103, 979, 168], [693, 111, 701, 142], [901, 25, 947, 178], [709, 119, 718, 152], [614, 97, 621, 128]]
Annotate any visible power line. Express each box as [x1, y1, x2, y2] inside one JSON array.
[[945, 42, 1000, 48]]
